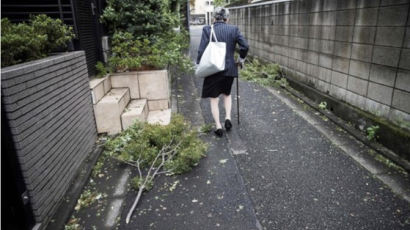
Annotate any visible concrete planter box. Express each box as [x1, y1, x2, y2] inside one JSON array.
[[89, 75, 111, 104], [110, 71, 140, 99], [110, 69, 170, 110]]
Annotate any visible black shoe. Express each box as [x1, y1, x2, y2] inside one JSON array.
[[214, 128, 223, 137], [225, 119, 232, 131]]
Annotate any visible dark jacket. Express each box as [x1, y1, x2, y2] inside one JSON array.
[[197, 21, 249, 77]]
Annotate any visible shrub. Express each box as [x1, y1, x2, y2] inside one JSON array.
[[95, 61, 110, 78], [240, 57, 283, 87], [104, 114, 207, 176], [319, 101, 327, 110], [108, 30, 193, 72], [366, 125, 379, 141], [1, 15, 74, 67], [100, 0, 179, 37]]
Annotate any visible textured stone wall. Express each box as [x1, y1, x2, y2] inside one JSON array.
[[229, 0, 410, 126], [1, 51, 97, 225]]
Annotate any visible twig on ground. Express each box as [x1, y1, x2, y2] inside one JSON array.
[[125, 140, 182, 224]]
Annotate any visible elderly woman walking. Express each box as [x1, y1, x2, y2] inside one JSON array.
[[197, 7, 249, 137]]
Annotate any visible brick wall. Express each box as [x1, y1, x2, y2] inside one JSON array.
[[229, 0, 410, 127], [1, 51, 97, 225]]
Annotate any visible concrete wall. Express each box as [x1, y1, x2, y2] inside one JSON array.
[[1, 51, 97, 225], [229, 0, 410, 127]]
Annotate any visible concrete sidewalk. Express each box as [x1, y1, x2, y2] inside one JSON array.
[[117, 70, 261, 229], [68, 26, 409, 230], [188, 25, 410, 229]]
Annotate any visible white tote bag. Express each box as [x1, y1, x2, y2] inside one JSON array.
[[195, 25, 226, 78]]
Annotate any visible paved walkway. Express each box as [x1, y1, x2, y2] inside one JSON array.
[[72, 26, 410, 230], [178, 26, 410, 229]]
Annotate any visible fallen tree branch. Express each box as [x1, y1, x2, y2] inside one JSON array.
[[125, 141, 182, 224]]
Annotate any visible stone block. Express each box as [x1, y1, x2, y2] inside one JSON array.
[[357, 0, 380, 8], [346, 90, 367, 108], [289, 14, 298, 25], [288, 58, 297, 70], [353, 26, 376, 44], [147, 109, 171, 125], [94, 88, 130, 134], [389, 108, 410, 129], [395, 69, 410, 92], [323, 0, 337, 11], [319, 54, 333, 68], [316, 79, 331, 93], [329, 84, 347, 101], [321, 12, 336, 25], [331, 71, 348, 88], [378, 5, 409, 26], [307, 64, 319, 77], [355, 8, 378, 26], [121, 99, 148, 130], [336, 9, 356, 25], [103, 75, 111, 94], [375, 27, 405, 47], [319, 67, 333, 82], [351, 43, 373, 62], [347, 76, 368, 96], [148, 99, 169, 111], [310, 13, 321, 25], [110, 72, 140, 99], [405, 27, 410, 48], [372, 46, 401, 67], [337, 0, 356, 10], [381, 0, 410, 6], [332, 57, 350, 73], [399, 49, 410, 70], [298, 14, 310, 26], [296, 60, 307, 73], [306, 51, 319, 65], [349, 60, 370, 79], [367, 82, 393, 105], [292, 37, 308, 49], [89, 77, 105, 104], [369, 64, 396, 86], [138, 70, 169, 100], [334, 42, 351, 58], [309, 39, 321, 52], [392, 89, 410, 113], [365, 98, 390, 117], [311, 0, 322, 12], [321, 26, 336, 40], [320, 40, 334, 54], [335, 26, 354, 42]]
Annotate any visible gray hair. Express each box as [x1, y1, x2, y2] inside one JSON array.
[[214, 7, 229, 21]]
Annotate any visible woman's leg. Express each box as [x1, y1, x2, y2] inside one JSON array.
[[223, 94, 232, 121], [210, 97, 222, 129]]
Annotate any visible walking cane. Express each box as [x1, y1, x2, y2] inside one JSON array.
[[236, 62, 242, 125]]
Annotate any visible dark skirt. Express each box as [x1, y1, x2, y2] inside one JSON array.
[[201, 73, 236, 98]]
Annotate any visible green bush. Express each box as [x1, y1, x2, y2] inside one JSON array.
[[240, 58, 285, 87], [95, 61, 110, 78], [1, 15, 74, 67], [104, 114, 207, 176], [100, 0, 179, 37], [366, 125, 379, 141], [108, 30, 193, 72], [101, 0, 192, 73]]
